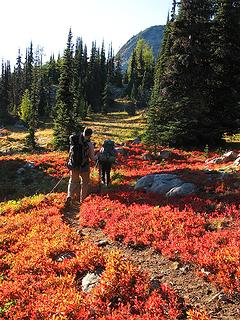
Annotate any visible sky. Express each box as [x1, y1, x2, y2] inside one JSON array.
[[1, 0, 172, 66]]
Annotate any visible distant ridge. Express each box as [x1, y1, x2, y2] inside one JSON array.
[[117, 25, 165, 71]]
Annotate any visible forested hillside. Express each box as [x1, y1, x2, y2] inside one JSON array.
[[117, 25, 165, 71]]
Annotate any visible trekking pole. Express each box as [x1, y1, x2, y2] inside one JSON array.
[[98, 164, 102, 194], [49, 175, 65, 194]]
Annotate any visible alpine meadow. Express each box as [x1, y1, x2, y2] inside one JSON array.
[[0, 1, 240, 319]]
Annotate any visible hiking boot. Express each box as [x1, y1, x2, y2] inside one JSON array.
[[64, 197, 72, 209]]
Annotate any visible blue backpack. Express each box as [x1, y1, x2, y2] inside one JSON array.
[[98, 140, 116, 163]]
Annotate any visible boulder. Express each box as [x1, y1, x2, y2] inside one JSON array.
[[148, 175, 182, 194], [135, 174, 197, 197], [134, 174, 156, 191], [158, 150, 173, 160], [166, 183, 196, 197], [82, 269, 103, 292], [141, 153, 153, 160]]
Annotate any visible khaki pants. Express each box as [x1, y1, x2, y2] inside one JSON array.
[[67, 168, 90, 202]]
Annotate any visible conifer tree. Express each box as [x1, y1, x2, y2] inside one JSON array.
[[106, 43, 115, 83], [73, 37, 86, 118], [114, 53, 123, 87], [86, 42, 101, 112], [102, 76, 113, 114], [24, 42, 34, 91], [44, 55, 60, 114], [146, 0, 214, 147], [0, 61, 12, 123], [12, 50, 24, 115], [100, 41, 107, 99], [210, 0, 240, 135], [53, 28, 78, 150], [127, 39, 154, 105], [145, 13, 173, 145]]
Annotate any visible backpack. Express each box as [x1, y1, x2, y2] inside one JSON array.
[[67, 133, 89, 169], [98, 140, 116, 163]]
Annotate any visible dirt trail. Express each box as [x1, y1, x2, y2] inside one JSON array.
[[62, 203, 239, 320]]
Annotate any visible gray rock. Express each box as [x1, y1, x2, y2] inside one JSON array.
[[16, 167, 25, 174], [158, 150, 173, 160], [82, 269, 104, 292], [135, 174, 197, 197], [166, 183, 196, 197], [23, 162, 35, 169], [149, 177, 182, 194], [134, 174, 155, 191], [54, 251, 76, 262]]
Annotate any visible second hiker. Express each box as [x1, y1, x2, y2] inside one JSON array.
[[98, 139, 117, 186], [65, 127, 98, 207]]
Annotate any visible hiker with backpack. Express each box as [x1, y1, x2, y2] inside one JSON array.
[[98, 139, 117, 186], [65, 127, 98, 207]]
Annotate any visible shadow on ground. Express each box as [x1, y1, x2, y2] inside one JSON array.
[[0, 158, 68, 202]]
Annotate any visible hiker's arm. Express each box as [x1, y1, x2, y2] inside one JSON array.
[[89, 142, 98, 161]]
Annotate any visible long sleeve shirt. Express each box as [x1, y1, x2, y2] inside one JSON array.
[[88, 141, 98, 161]]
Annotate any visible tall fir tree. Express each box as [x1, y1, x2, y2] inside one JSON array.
[[24, 42, 34, 91], [73, 37, 87, 118], [102, 75, 113, 114], [53, 28, 78, 150], [127, 38, 154, 105], [100, 41, 107, 101], [86, 42, 102, 112], [145, 13, 173, 145], [0, 61, 12, 123], [12, 50, 24, 116], [210, 0, 240, 135], [114, 53, 123, 87], [146, 0, 214, 147]]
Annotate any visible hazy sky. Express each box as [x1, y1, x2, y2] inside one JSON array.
[[1, 0, 172, 65]]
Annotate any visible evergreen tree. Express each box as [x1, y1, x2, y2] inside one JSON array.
[[145, 13, 173, 145], [12, 50, 24, 115], [53, 28, 78, 150], [106, 43, 115, 83], [210, 0, 240, 135], [102, 76, 113, 114], [23, 42, 34, 90], [146, 0, 214, 147], [86, 42, 101, 112], [44, 55, 60, 115], [0, 61, 12, 124], [126, 50, 137, 97], [114, 53, 123, 87], [73, 37, 86, 118], [100, 41, 107, 98], [127, 38, 154, 105]]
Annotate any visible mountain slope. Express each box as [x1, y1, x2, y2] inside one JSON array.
[[117, 25, 165, 71]]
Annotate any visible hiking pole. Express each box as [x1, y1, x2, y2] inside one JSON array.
[[98, 164, 102, 194], [95, 158, 102, 194], [49, 175, 65, 194]]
